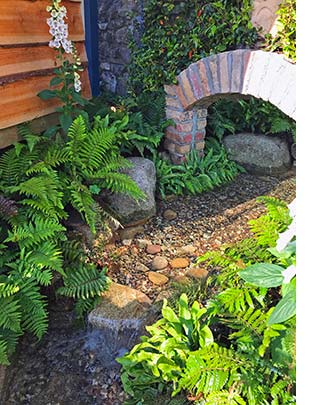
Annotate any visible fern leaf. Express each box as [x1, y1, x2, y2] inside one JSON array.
[[58, 264, 110, 300]]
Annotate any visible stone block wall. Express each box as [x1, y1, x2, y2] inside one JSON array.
[[97, 0, 143, 95]]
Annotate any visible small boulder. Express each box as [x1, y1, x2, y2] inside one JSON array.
[[223, 133, 291, 175], [103, 157, 156, 226], [87, 283, 155, 366]]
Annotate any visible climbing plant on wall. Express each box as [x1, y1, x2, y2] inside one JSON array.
[[128, 0, 258, 93]]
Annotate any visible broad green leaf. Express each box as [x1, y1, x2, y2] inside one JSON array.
[[37, 89, 57, 100], [268, 289, 296, 325], [50, 76, 64, 87], [239, 263, 284, 288]]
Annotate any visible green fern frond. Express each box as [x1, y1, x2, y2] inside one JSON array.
[[201, 390, 246, 405], [58, 264, 110, 300], [5, 218, 65, 248], [18, 279, 48, 339], [99, 172, 145, 200], [175, 345, 243, 397], [0, 296, 22, 333]]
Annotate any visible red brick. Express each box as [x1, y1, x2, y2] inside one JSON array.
[[196, 60, 212, 97], [195, 141, 205, 151], [230, 49, 247, 93], [176, 85, 189, 109], [175, 144, 191, 154], [165, 128, 193, 144], [218, 52, 230, 94], [165, 108, 194, 121], [175, 122, 194, 132], [196, 109, 208, 119], [166, 96, 183, 109], [178, 71, 196, 107], [195, 131, 206, 141], [197, 119, 207, 130], [164, 84, 178, 97], [188, 64, 204, 100], [204, 54, 220, 94]]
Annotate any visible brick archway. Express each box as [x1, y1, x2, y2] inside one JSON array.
[[164, 50, 296, 164]]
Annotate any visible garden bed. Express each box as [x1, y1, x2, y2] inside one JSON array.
[[2, 169, 296, 405]]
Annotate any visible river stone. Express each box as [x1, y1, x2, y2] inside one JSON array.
[[223, 133, 291, 175], [170, 258, 190, 269], [186, 268, 209, 280], [146, 244, 161, 254], [104, 157, 156, 226], [151, 256, 169, 270], [163, 209, 177, 220], [148, 272, 169, 286], [87, 283, 155, 366]]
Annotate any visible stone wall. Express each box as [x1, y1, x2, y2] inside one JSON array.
[[251, 0, 282, 34], [97, 0, 143, 95], [97, 1, 282, 96]]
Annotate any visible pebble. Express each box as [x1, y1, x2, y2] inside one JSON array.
[[119, 225, 144, 241], [146, 244, 161, 254], [151, 256, 169, 270], [163, 209, 177, 220], [135, 263, 150, 273], [170, 258, 190, 269], [122, 239, 132, 246], [148, 272, 169, 286], [136, 239, 151, 248], [172, 275, 190, 285], [186, 268, 209, 280], [177, 245, 197, 256]]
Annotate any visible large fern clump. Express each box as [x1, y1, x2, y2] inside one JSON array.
[[118, 197, 296, 404], [0, 114, 144, 365]]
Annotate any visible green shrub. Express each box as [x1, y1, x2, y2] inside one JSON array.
[[265, 0, 296, 62], [207, 97, 296, 141], [129, 0, 258, 93], [86, 90, 172, 158], [155, 138, 244, 198], [0, 115, 144, 365]]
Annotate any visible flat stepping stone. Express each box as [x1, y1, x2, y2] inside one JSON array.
[[148, 272, 169, 286], [170, 258, 190, 269]]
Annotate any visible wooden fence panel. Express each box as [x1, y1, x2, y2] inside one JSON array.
[[0, 0, 91, 147]]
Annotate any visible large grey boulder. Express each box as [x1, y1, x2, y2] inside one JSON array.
[[105, 157, 156, 226], [87, 283, 156, 366], [223, 133, 291, 175]]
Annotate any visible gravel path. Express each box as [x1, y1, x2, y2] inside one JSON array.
[[2, 170, 296, 405]]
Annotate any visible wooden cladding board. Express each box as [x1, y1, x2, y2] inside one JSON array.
[[0, 0, 92, 144], [0, 70, 91, 131], [0, 0, 84, 45]]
